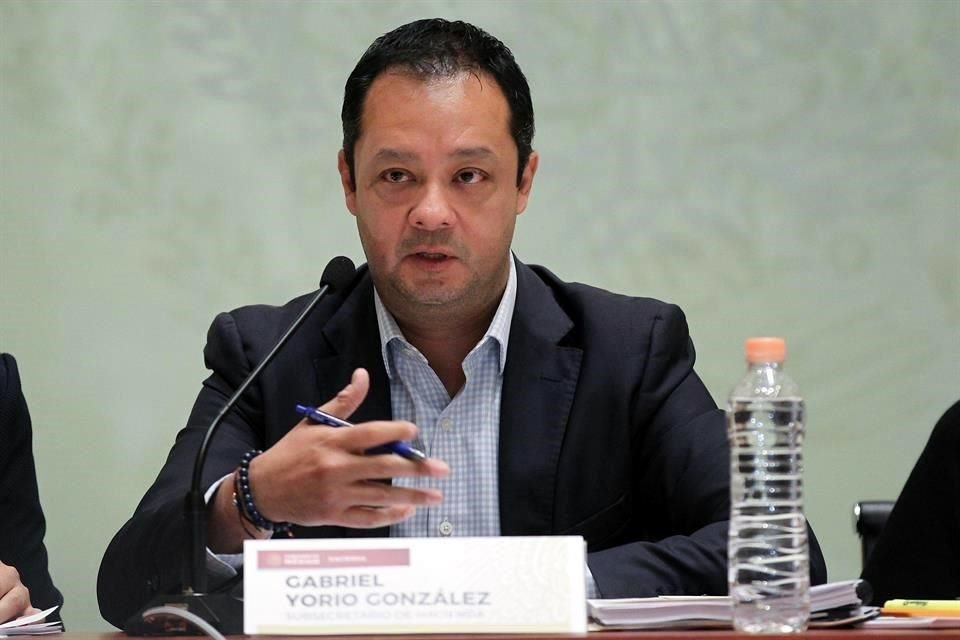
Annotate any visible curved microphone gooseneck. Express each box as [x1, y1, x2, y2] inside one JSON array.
[[126, 256, 357, 636], [186, 255, 357, 595]]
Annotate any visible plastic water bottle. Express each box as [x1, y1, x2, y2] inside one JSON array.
[[727, 337, 810, 633]]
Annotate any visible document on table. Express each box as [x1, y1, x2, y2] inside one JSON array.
[[0, 607, 62, 636], [864, 616, 960, 629], [588, 579, 873, 630], [863, 598, 960, 629]]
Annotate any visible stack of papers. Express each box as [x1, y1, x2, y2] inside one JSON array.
[[588, 580, 870, 630], [0, 607, 62, 636]]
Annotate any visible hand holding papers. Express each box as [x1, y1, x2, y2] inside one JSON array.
[[0, 607, 62, 636]]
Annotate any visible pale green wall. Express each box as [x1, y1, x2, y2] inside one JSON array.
[[1, 0, 957, 630]]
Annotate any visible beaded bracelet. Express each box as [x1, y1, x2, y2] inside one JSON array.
[[233, 449, 292, 535], [232, 469, 264, 539], [233, 485, 261, 540]]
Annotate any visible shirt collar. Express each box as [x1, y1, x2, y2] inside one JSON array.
[[374, 256, 517, 378]]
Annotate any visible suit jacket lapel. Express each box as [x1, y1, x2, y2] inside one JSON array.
[[311, 267, 392, 423], [499, 259, 583, 535]]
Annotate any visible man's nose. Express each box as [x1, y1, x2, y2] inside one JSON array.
[[409, 183, 454, 231]]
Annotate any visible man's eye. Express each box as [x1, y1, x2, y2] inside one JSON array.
[[382, 170, 411, 183], [456, 170, 485, 184]]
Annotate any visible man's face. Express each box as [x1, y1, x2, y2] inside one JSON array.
[[338, 70, 538, 322]]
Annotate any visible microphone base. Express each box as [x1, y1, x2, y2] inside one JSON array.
[[124, 591, 243, 636]]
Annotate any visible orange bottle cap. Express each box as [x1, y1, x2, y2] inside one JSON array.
[[745, 337, 787, 363]]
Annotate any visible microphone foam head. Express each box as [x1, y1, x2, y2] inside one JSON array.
[[320, 256, 357, 291]]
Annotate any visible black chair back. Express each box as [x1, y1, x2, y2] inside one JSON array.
[[853, 500, 895, 569]]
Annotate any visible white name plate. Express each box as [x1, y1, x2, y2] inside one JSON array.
[[243, 536, 586, 635]]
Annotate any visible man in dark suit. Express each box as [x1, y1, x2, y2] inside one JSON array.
[[862, 399, 960, 603], [0, 353, 63, 623], [98, 18, 827, 628]]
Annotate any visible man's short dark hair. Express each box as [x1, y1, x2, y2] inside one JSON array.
[[341, 18, 535, 187]]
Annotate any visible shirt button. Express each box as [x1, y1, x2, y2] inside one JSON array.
[[438, 518, 454, 536], [440, 417, 453, 431]]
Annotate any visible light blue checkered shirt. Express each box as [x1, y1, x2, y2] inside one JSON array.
[[374, 260, 515, 539], [373, 259, 599, 598]]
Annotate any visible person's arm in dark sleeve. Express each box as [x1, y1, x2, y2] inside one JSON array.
[[862, 399, 960, 603], [0, 353, 63, 622]]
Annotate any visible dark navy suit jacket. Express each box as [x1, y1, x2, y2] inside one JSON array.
[[862, 399, 960, 603], [0, 354, 63, 621], [97, 259, 827, 627]]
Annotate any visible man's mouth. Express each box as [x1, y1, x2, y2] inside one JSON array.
[[413, 251, 452, 261]]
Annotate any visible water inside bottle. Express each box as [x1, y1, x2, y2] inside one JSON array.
[[728, 397, 810, 633]]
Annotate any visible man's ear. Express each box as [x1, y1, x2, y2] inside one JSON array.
[[337, 150, 358, 215], [516, 150, 539, 215]]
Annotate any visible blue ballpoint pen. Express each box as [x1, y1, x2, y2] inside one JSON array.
[[294, 404, 428, 462]]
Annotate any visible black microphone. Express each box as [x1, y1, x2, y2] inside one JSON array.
[[125, 256, 357, 636]]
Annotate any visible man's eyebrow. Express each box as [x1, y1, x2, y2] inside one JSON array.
[[370, 146, 497, 163], [451, 146, 497, 160], [372, 148, 419, 163]]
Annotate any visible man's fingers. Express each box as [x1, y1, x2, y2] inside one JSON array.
[[341, 505, 417, 529], [347, 482, 443, 508], [319, 368, 370, 419], [0, 582, 31, 625], [0, 563, 18, 593], [0, 563, 30, 624], [291, 482, 442, 529], [331, 442, 450, 482], [334, 419, 417, 448], [289, 418, 438, 472]]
